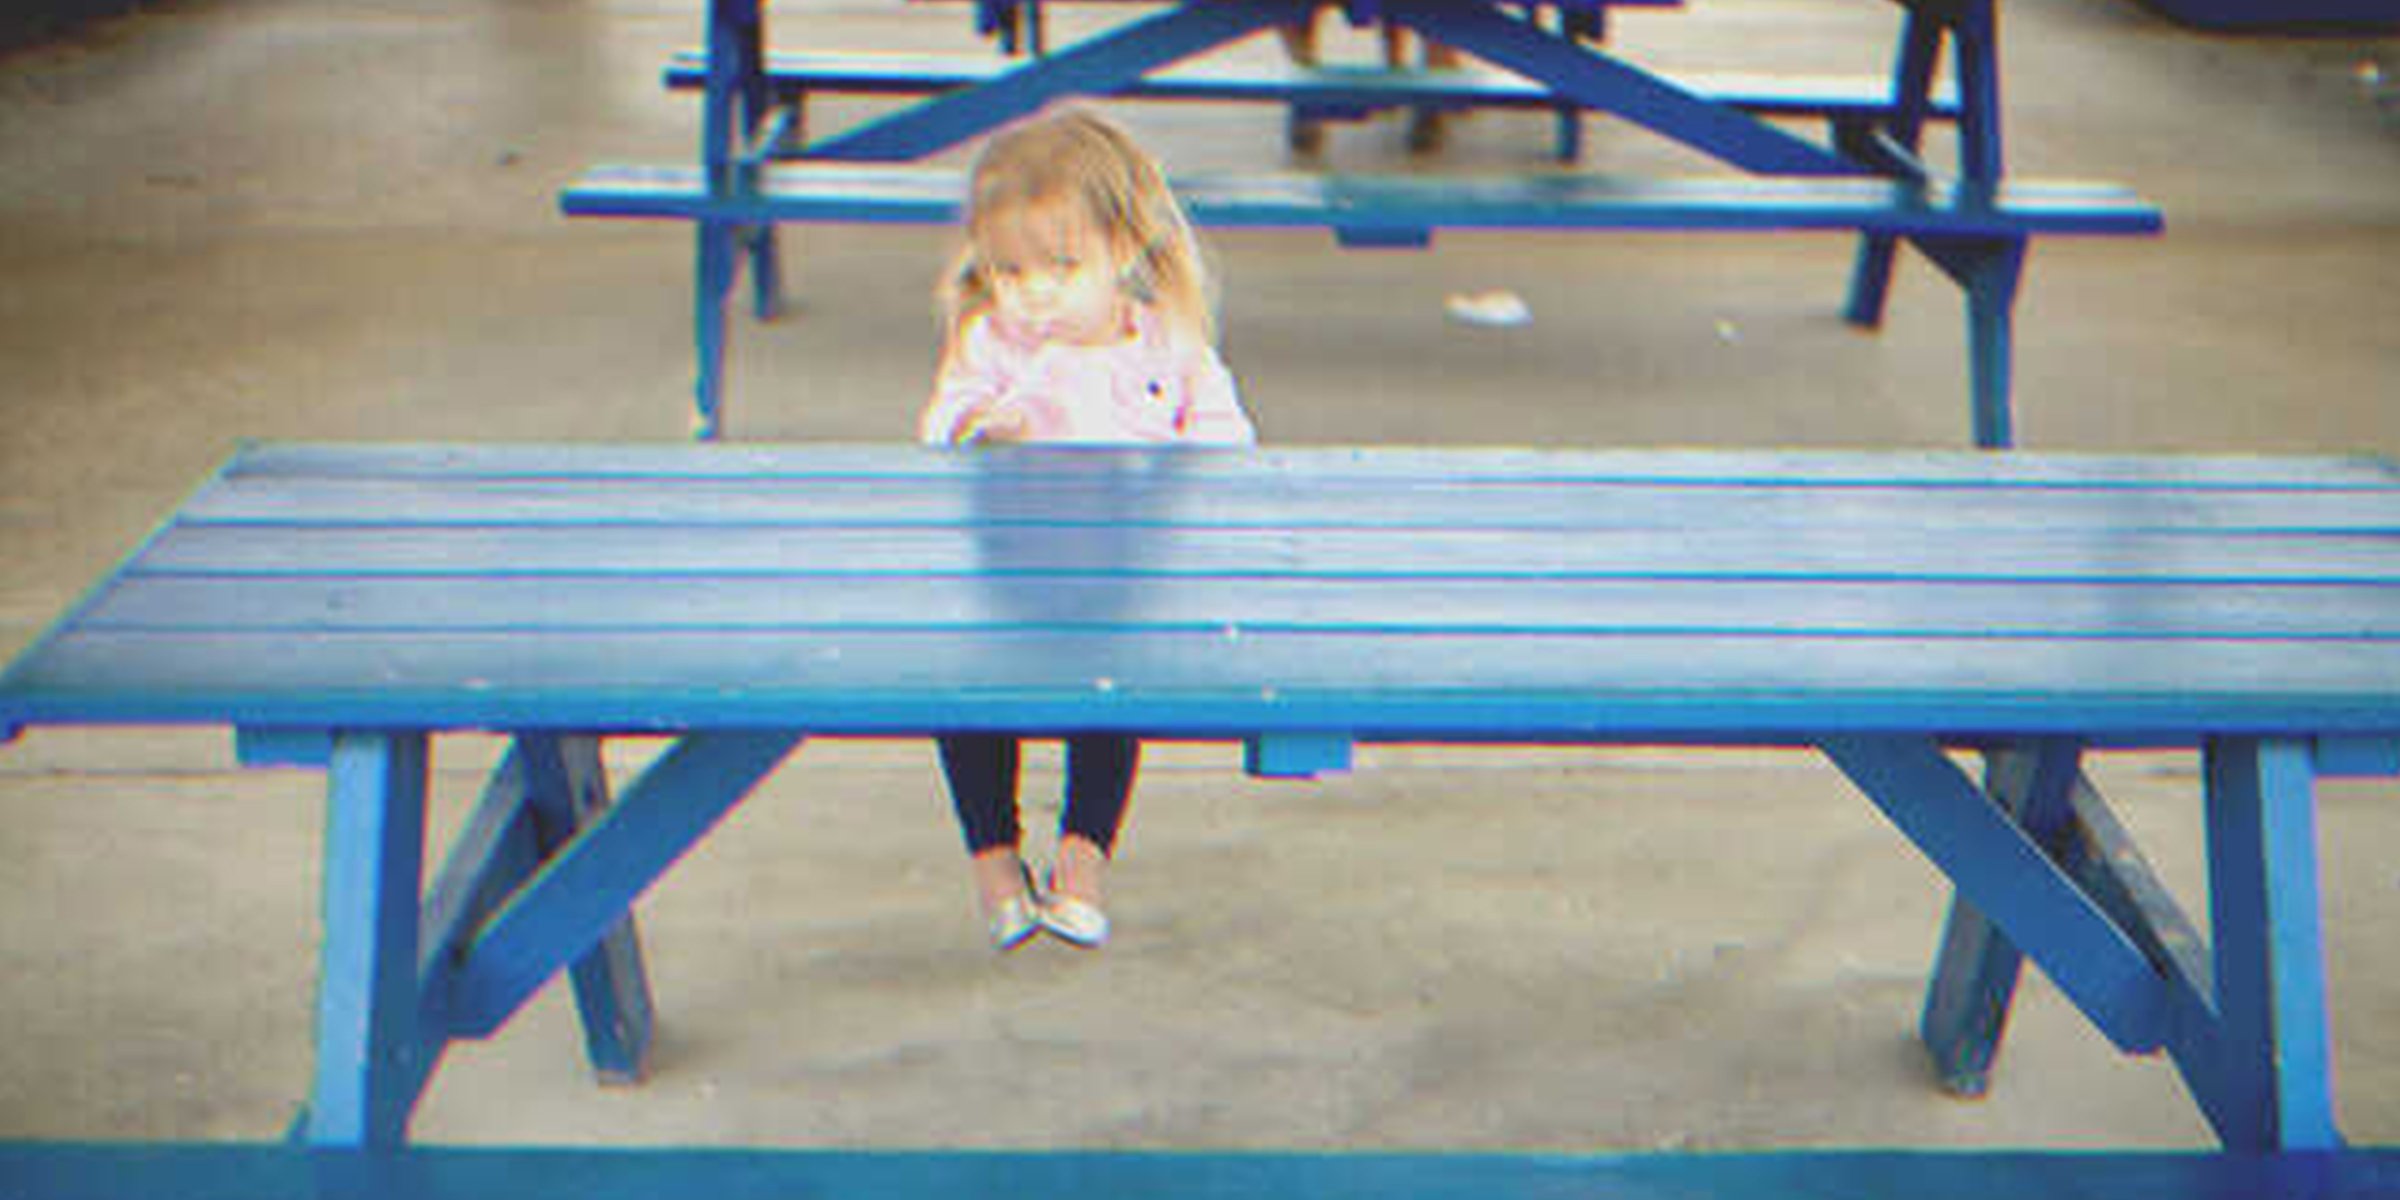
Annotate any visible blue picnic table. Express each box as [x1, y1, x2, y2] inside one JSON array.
[[563, 0, 2160, 445], [0, 440, 2394, 1175]]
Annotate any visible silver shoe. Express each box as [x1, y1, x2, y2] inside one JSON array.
[[987, 862, 1044, 952], [989, 891, 1043, 952], [1040, 890, 1110, 949]]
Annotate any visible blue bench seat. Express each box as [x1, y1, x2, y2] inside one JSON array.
[[562, 161, 2155, 244], [1, 1142, 2395, 1200]]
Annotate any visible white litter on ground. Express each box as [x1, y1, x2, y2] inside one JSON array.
[[1444, 289, 1533, 327]]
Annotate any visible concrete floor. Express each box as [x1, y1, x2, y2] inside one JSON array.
[[1, 0, 2396, 1155]]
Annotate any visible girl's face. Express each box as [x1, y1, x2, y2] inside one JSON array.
[[977, 199, 1129, 346]]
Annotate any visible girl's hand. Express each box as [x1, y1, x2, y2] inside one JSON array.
[[956, 399, 1034, 445]]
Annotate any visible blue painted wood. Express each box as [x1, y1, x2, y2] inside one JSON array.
[[79, 576, 2400, 642], [7, 445, 2398, 743], [416, 745, 541, 1007], [307, 733, 432, 1150], [1908, 748, 2229, 1111], [2062, 777, 2216, 1006], [1844, 6, 1946, 329], [564, 163, 2162, 241], [518, 735, 657, 1085], [405, 745, 543, 1111], [2133, 0, 2400, 31], [444, 732, 800, 1038], [1949, 0, 2004, 188], [19, 630, 2400, 740], [213, 441, 2400, 485], [1906, 233, 2024, 447], [6, 1143, 2400, 1200], [692, 220, 736, 441], [1819, 735, 2167, 1054], [122, 521, 2400, 583], [235, 726, 334, 768], [1244, 732, 1354, 778], [2202, 737, 2339, 1151], [804, 0, 1308, 162], [3, 444, 2394, 1151], [604, 0, 2137, 439], [1922, 745, 2227, 1104], [665, 49, 1968, 126], [410, 739, 657, 1084], [1389, 0, 1855, 176], [2316, 736, 2400, 777], [1918, 740, 2082, 1096], [689, 0, 771, 440], [568, 162, 2136, 433], [177, 470, 2388, 530]]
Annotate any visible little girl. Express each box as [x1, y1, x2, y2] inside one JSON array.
[[921, 108, 1257, 951]]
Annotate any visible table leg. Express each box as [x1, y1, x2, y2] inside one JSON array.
[[727, 0, 784, 324], [438, 732, 802, 1045], [1822, 735, 2169, 1057], [519, 736, 657, 1086], [1959, 237, 2025, 450], [1950, 0, 2005, 189], [693, 0, 770, 439], [1826, 734, 2348, 1148], [303, 733, 432, 1150], [694, 220, 737, 441], [1918, 740, 2082, 1096], [1908, 234, 2025, 449], [2200, 737, 2340, 1151], [1549, 6, 1600, 162], [1844, 6, 1945, 329]]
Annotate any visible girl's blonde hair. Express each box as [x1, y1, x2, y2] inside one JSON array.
[[939, 107, 1216, 352]]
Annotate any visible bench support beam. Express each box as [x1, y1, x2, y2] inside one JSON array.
[[1846, 0, 2009, 367], [1917, 741, 2220, 1095], [412, 735, 662, 1083], [1917, 738, 2084, 1095], [1386, 0, 1859, 177], [521, 736, 659, 1085], [1848, 733, 2344, 1152], [441, 731, 802, 1040], [1844, 4, 1948, 328], [1820, 735, 2169, 1054], [2197, 736, 2339, 1151], [804, 0, 1313, 163], [302, 730, 799, 1147]]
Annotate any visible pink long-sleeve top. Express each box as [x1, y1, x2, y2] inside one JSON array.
[[919, 306, 1257, 447]]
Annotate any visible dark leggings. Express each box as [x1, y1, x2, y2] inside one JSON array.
[[937, 734, 1140, 857]]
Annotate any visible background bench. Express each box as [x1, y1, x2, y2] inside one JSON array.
[[563, 162, 2161, 448], [569, 0, 2159, 445]]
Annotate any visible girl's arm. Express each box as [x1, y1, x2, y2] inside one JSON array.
[[920, 316, 1016, 445], [1175, 343, 1258, 446]]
